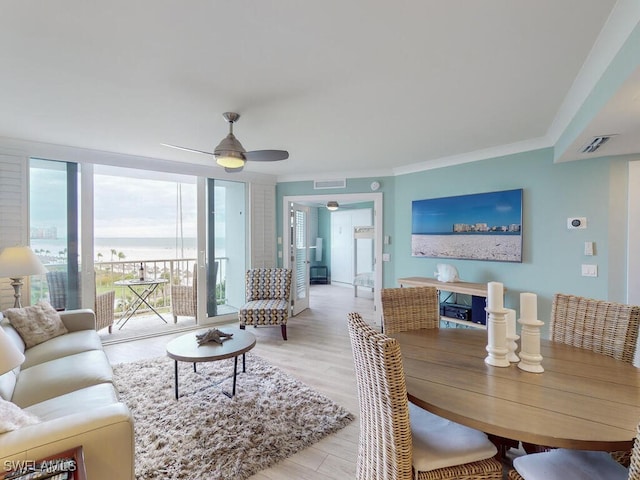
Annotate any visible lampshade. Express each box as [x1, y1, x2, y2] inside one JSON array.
[[215, 152, 246, 169], [0, 246, 47, 278], [214, 132, 246, 169], [0, 327, 25, 375], [326, 201, 339, 211]]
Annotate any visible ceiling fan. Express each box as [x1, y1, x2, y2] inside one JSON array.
[[162, 112, 289, 172]]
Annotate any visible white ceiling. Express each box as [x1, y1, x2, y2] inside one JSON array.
[[0, 1, 638, 181]]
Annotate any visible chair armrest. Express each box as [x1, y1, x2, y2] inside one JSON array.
[[59, 309, 96, 332], [95, 290, 115, 331]]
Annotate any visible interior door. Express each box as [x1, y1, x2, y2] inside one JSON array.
[[291, 203, 310, 315]]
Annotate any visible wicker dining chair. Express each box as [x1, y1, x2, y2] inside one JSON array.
[[347, 312, 502, 480], [381, 286, 440, 334], [507, 421, 640, 480], [550, 293, 640, 364], [239, 268, 292, 340], [521, 293, 640, 463]]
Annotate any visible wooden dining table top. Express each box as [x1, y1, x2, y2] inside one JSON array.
[[392, 328, 640, 451]]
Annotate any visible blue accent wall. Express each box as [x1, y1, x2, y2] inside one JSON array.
[[277, 149, 633, 335]]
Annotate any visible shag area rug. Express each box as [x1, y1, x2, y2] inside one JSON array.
[[113, 353, 354, 480]]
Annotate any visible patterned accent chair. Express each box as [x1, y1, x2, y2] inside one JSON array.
[[239, 268, 292, 340]]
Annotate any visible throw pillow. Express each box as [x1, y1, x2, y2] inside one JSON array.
[[3, 301, 68, 348], [0, 397, 40, 433]]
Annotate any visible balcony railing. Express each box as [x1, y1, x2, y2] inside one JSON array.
[[31, 257, 229, 319]]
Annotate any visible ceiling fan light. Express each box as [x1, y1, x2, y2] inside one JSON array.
[[216, 152, 246, 169], [326, 201, 339, 211]]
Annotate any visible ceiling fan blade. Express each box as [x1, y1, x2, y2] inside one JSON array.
[[244, 150, 289, 162], [225, 166, 244, 173], [161, 143, 215, 156]]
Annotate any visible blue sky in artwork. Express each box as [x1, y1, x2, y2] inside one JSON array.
[[412, 189, 522, 234]]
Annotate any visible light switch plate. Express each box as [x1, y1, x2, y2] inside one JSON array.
[[584, 241, 594, 256], [581, 264, 598, 277]]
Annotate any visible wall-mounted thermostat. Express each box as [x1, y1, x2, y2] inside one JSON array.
[[567, 217, 587, 229]]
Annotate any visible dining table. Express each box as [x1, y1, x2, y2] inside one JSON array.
[[392, 327, 640, 452]]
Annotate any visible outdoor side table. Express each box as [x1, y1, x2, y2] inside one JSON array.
[[114, 278, 168, 329]]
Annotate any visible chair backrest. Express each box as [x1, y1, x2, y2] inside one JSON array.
[[46, 271, 67, 310], [245, 268, 292, 301], [381, 286, 440, 334], [630, 422, 640, 480], [347, 312, 413, 480], [550, 293, 640, 364]]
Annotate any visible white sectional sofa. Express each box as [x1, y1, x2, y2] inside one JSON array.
[[0, 308, 134, 480]]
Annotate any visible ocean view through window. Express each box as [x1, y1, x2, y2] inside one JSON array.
[[29, 161, 241, 336]]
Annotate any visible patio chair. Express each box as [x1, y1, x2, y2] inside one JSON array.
[[239, 268, 292, 340], [170, 262, 219, 322], [46, 271, 115, 333], [46, 271, 67, 310], [507, 421, 640, 480], [171, 265, 197, 322], [347, 312, 502, 480], [381, 286, 440, 333]]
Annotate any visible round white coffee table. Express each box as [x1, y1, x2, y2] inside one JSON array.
[[166, 327, 256, 399]]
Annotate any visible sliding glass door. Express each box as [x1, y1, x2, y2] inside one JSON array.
[[29, 159, 81, 309], [202, 178, 245, 321], [30, 160, 248, 336]]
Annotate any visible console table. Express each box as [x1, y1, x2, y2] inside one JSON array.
[[397, 277, 495, 329]]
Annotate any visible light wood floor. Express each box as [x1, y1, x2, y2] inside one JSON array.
[[103, 284, 377, 480]]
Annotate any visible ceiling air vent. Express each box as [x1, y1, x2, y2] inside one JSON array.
[[580, 136, 612, 154], [314, 179, 346, 189]]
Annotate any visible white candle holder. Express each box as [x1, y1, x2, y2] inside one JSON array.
[[518, 316, 544, 373], [505, 308, 519, 363], [484, 306, 510, 367], [507, 333, 520, 363]]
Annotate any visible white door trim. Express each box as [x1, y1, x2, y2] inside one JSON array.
[[282, 192, 383, 318]]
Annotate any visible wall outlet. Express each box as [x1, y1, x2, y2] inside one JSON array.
[[382, 253, 390, 262], [581, 264, 598, 277]]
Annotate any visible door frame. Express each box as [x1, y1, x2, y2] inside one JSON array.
[[282, 192, 383, 316], [290, 203, 311, 315]]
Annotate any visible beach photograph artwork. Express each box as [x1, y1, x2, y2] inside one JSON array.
[[412, 189, 523, 262]]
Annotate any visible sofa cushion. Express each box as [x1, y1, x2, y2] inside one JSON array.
[[11, 350, 113, 408], [0, 320, 26, 355], [25, 383, 119, 421], [22, 330, 104, 369], [0, 397, 40, 433], [0, 322, 24, 401], [4, 302, 68, 348]]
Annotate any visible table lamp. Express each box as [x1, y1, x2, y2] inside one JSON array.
[[0, 327, 25, 375], [0, 246, 48, 308]]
